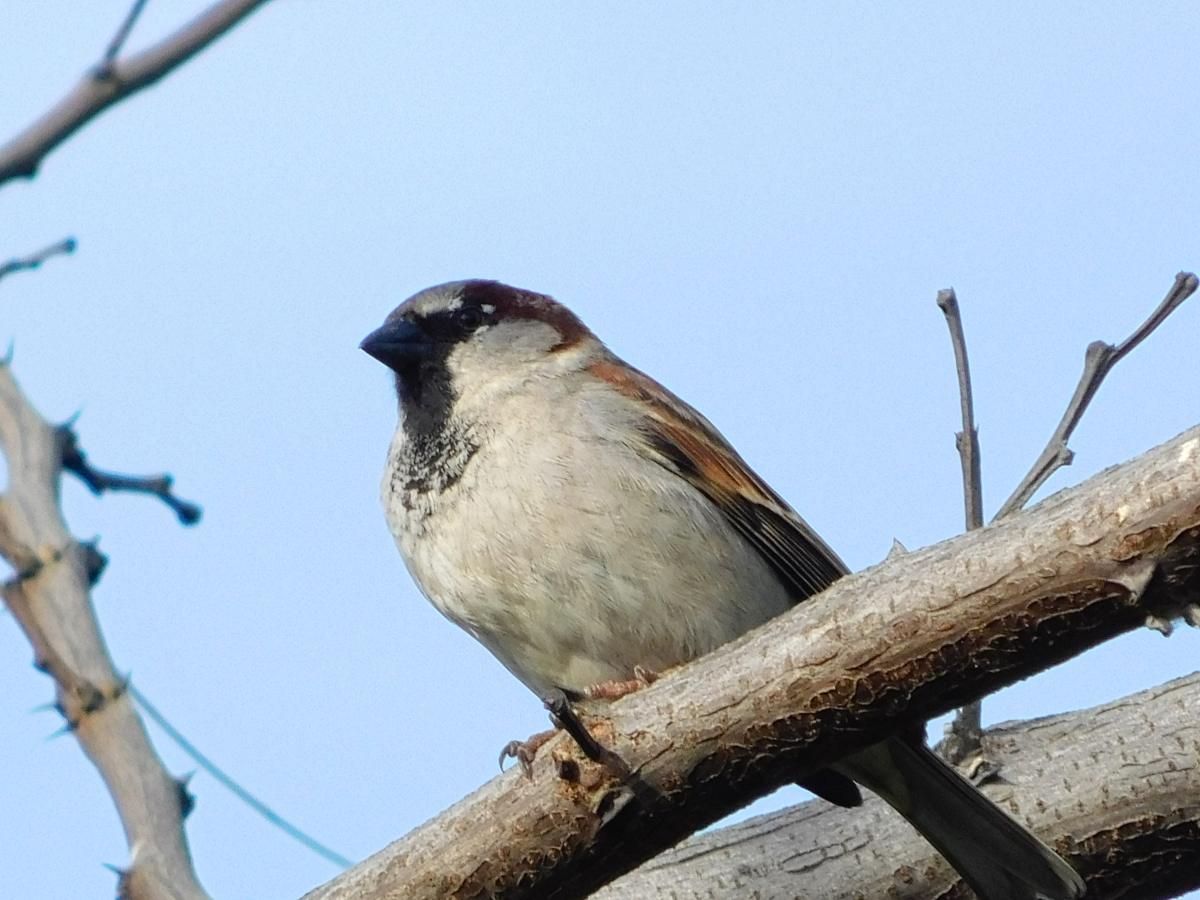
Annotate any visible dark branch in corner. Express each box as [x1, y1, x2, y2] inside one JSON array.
[[995, 271, 1198, 519], [0, 0, 273, 187], [936, 288, 985, 764], [0, 237, 76, 284], [59, 427, 202, 526]]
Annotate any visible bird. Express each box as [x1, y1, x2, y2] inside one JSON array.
[[361, 279, 1085, 900]]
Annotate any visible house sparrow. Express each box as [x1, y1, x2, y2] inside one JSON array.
[[362, 280, 1085, 900]]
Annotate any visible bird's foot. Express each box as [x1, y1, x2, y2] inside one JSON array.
[[499, 728, 557, 778], [581, 665, 662, 700]]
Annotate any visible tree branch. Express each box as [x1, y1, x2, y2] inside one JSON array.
[[0, 0, 273, 187], [937, 288, 984, 532], [60, 426, 202, 525], [99, 0, 152, 73], [996, 272, 1198, 519], [596, 672, 1200, 900], [0, 362, 210, 900], [936, 287, 987, 764], [300, 423, 1200, 900], [0, 237, 77, 284]]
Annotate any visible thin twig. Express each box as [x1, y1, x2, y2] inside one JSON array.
[[936, 288, 985, 763], [0, 0, 273, 186], [0, 237, 76, 284], [995, 271, 1198, 519], [59, 426, 202, 525], [98, 0, 152, 74], [936, 289, 984, 531]]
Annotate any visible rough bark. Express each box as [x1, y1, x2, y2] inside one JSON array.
[[596, 671, 1200, 900], [301, 425, 1200, 900], [0, 364, 210, 900]]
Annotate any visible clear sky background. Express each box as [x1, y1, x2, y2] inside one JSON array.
[[2, 4, 1198, 898]]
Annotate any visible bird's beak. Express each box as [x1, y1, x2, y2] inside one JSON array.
[[360, 318, 432, 370]]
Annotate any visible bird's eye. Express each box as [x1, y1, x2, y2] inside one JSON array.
[[455, 306, 484, 330]]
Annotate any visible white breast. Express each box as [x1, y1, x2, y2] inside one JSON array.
[[382, 370, 792, 698]]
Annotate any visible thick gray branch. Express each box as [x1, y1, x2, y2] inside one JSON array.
[[598, 672, 1200, 900], [302, 424, 1200, 900], [0, 0, 272, 186], [0, 363, 210, 900]]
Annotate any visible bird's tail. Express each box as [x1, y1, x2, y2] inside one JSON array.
[[835, 737, 1086, 900]]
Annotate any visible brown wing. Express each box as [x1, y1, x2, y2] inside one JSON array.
[[590, 357, 864, 807], [589, 358, 849, 601]]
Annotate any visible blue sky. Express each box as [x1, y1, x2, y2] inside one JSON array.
[[2, 3, 1198, 898]]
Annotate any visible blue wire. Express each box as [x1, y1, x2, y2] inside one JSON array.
[[128, 683, 353, 869]]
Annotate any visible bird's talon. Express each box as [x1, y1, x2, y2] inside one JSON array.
[[582, 667, 663, 700], [499, 729, 556, 778]]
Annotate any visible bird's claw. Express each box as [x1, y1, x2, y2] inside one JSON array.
[[581, 665, 662, 700], [499, 729, 557, 778]]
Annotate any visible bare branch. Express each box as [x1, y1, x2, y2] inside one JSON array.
[[99, 0, 152, 73], [0, 237, 76, 284], [59, 426, 202, 525], [0, 362, 210, 900], [0, 0, 273, 187], [936, 288, 984, 531], [301, 423, 1200, 900], [996, 271, 1198, 519], [936, 287, 986, 763]]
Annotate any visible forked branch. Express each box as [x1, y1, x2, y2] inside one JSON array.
[[0, 0, 272, 186], [938, 274, 1197, 761], [60, 426, 202, 525], [0, 363, 210, 900], [995, 271, 1198, 519]]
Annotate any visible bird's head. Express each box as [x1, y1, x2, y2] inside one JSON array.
[[361, 280, 596, 427]]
